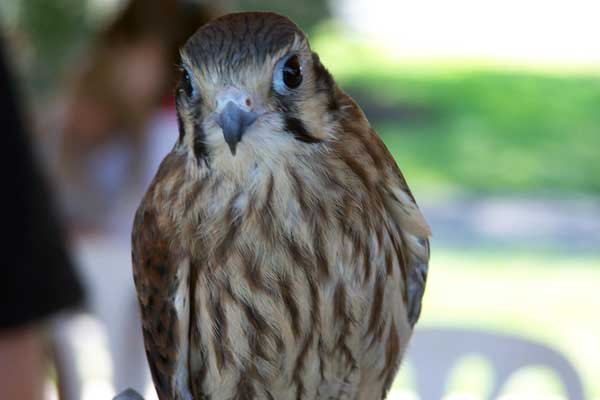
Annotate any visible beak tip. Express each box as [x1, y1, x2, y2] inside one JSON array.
[[218, 102, 258, 156], [227, 142, 237, 156]]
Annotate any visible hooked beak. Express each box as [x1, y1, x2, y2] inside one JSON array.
[[216, 101, 258, 155]]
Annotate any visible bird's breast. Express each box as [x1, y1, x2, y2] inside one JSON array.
[[175, 166, 411, 399]]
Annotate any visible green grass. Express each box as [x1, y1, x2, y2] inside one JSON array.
[[390, 248, 600, 399], [311, 26, 600, 195]]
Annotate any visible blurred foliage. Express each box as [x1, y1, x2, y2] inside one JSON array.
[[1, 0, 93, 95], [19, 0, 90, 64], [233, 0, 329, 31], [312, 25, 600, 195]]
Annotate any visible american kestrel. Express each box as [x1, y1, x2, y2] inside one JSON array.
[[132, 12, 430, 400]]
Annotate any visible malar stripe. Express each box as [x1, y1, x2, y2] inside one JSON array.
[[284, 116, 321, 144], [193, 122, 209, 164]]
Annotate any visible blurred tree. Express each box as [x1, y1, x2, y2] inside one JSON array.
[[232, 0, 330, 31], [10, 0, 93, 95]]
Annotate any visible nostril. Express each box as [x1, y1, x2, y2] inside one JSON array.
[[245, 98, 252, 107]]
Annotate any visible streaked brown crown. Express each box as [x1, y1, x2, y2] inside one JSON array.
[[183, 12, 306, 72]]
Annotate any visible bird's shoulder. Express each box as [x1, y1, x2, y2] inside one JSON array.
[[334, 89, 430, 238], [335, 88, 431, 326], [132, 149, 190, 274]]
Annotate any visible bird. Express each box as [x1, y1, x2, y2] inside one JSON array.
[[132, 11, 430, 400]]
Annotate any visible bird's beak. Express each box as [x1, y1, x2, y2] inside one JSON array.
[[216, 101, 259, 155]]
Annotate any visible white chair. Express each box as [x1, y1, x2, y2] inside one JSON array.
[[407, 327, 585, 400]]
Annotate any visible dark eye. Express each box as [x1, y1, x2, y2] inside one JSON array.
[[282, 55, 302, 89], [273, 54, 303, 94], [179, 67, 196, 98]]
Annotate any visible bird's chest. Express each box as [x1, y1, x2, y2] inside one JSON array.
[[185, 175, 403, 399]]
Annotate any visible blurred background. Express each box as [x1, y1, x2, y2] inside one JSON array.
[[0, 0, 598, 399]]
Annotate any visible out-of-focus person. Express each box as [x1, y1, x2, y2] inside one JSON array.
[[38, 0, 219, 397], [0, 38, 84, 400], [55, 0, 217, 236]]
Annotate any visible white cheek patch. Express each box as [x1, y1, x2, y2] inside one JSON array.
[[246, 131, 300, 167], [204, 120, 224, 144]]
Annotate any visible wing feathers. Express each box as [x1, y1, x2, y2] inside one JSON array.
[[132, 204, 192, 400], [383, 185, 431, 240]]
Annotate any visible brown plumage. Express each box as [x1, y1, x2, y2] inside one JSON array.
[[132, 12, 430, 400]]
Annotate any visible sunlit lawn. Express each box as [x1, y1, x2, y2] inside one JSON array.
[[389, 248, 600, 399], [312, 25, 600, 195]]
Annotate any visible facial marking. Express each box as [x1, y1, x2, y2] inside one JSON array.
[[176, 12, 336, 175]]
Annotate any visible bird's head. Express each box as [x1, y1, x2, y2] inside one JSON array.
[[175, 12, 338, 176]]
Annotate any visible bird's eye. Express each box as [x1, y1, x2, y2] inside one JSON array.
[[282, 55, 302, 88], [179, 66, 197, 98], [273, 54, 303, 94]]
